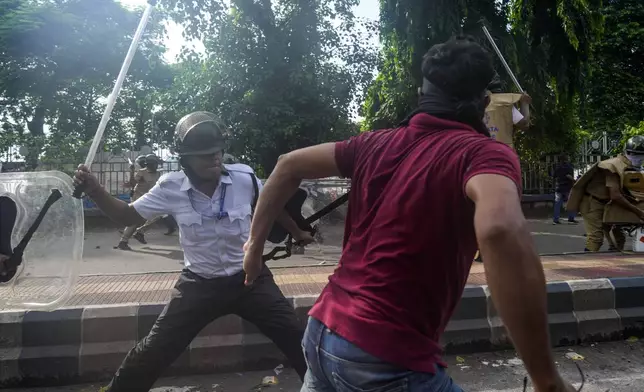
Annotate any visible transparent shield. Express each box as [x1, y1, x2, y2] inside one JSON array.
[[0, 171, 83, 310]]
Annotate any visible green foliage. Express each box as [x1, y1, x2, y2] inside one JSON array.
[[619, 121, 644, 150], [362, 0, 605, 163], [160, 0, 377, 173], [583, 0, 644, 138], [0, 0, 170, 167]]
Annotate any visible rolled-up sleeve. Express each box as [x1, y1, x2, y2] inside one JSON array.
[[463, 141, 523, 196], [131, 183, 170, 220], [335, 132, 375, 179]]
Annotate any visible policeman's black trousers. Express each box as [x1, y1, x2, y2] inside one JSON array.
[[106, 265, 307, 392]]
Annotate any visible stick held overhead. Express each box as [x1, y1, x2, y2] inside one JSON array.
[[73, 2, 157, 199], [480, 23, 524, 93]]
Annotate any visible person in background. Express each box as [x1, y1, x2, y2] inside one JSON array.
[[568, 136, 644, 251], [474, 76, 532, 263], [117, 154, 162, 249], [552, 154, 578, 224], [485, 75, 532, 148], [243, 36, 575, 392]]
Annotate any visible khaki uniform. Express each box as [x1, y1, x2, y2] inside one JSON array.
[[122, 170, 162, 243], [473, 94, 524, 263], [132, 170, 161, 200], [484, 93, 523, 148], [568, 155, 644, 251]]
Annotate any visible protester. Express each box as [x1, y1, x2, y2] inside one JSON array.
[[568, 136, 644, 251], [243, 36, 575, 392], [474, 77, 532, 263], [117, 154, 162, 249], [552, 154, 578, 224], [74, 111, 313, 391], [485, 74, 531, 148]]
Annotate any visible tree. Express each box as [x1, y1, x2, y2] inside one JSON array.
[[362, 0, 604, 162], [0, 0, 168, 167], [619, 121, 644, 150], [160, 0, 377, 173], [583, 0, 644, 138]]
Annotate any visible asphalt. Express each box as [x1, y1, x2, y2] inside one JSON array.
[[6, 340, 644, 391], [79, 217, 607, 276]]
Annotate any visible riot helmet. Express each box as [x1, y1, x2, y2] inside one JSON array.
[[625, 136, 644, 168], [135, 155, 147, 168], [174, 111, 227, 156], [625, 136, 644, 155], [145, 154, 160, 171]]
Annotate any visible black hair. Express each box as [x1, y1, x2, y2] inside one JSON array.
[[403, 35, 494, 136], [422, 35, 495, 100]]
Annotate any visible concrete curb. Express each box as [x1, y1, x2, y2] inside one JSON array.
[[2, 277, 644, 387]]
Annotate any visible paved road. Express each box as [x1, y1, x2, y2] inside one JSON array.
[[79, 217, 618, 276], [7, 340, 644, 391]]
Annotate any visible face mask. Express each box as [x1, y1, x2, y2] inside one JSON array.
[[626, 153, 644, 167]]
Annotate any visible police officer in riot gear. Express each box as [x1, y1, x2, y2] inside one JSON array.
[[74, 111, 311, 391], [119, 154, 162, 249], [569, 135, 644, 251]]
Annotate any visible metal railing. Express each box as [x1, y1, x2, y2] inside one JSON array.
[[10, 158, 604, 203]]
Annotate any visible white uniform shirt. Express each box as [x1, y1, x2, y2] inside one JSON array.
[[132, 163, 263, 278]]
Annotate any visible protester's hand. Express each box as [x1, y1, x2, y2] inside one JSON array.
[[243, 240, 263, 286], [293, 229, 315, 246], [520, 93, 532, 104], [73, 164, 102, 196]]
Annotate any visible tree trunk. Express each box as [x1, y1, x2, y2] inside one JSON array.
[[25, 106, 46, 171]]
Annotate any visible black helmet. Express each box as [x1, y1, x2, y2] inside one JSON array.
[[135, 155, 147, 167], [625, 136, 644, 155], [487, 72, 503, 94], [175, 111, 227, 156], [145, 154, 160, 163]]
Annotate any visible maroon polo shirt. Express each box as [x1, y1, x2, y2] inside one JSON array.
[[308, 113, 522, 373]]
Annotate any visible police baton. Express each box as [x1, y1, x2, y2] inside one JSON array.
[[480, 23, 524, 93], [73, 0, 158, 198]]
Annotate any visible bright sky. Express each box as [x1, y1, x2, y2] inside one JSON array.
[[118, 0, 380, 63]]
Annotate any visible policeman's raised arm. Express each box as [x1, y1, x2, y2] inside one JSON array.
[[74, 164, 147, 227]]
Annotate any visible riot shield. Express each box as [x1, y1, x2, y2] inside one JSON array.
[[0, 171, 83, 310]]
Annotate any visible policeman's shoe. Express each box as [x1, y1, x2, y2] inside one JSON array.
[[164, 227, 176, 236], [568, 219, 579, 224], [115, 241, 132, 251], [553, 220, 561, 225], [133, 232, 147, 244]]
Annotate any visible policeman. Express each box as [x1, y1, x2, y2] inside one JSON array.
[[74, 111, 311, 391], [568, 136, 644, 251], [118, 154, 162, 249]]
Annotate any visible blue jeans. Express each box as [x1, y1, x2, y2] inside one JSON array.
[[553, 190, 575, 222], [300, 317, 463, 392]]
